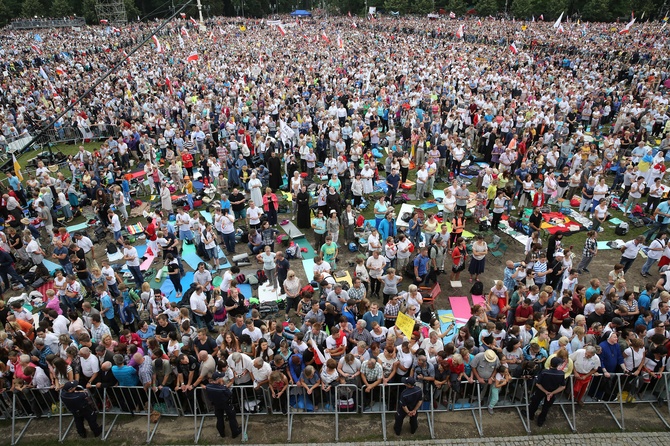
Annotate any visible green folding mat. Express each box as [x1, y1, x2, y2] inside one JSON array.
[[295, 237, 317, 260]]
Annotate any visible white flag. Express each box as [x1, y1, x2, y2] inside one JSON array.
[[553, 12, 564, 28]]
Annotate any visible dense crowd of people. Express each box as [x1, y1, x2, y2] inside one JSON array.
[[0, 12, 670, 439]]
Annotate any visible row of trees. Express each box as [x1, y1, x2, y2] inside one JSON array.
[[0, 0, 667, 27]]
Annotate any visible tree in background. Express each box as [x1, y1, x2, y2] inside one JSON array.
[[0, 0, 11, 26], [384, 0, 409, 14], [21, 0, 43, 16], [511, 0, 535, 18], [474, 0, 497, 16], [124, 0, 140, 21], [51, 0, 73, 16], [446, 0, 468, 15]]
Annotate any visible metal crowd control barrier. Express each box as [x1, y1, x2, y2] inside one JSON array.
[[7, 387, 62, 445], [97, 386, 156, 442], [381, 382, 434, 440], [287, 383, 336, 441], [4, 373, 670, 443], [612, 371, 670, 430], [579, 372, 626, 430], [334, 383, 361, 441], [488, 377, 532, 434], [430, 378, 484, 436], [192, 385, 262, 443]]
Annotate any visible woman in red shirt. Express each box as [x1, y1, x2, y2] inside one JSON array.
[[450, 237, 467, 282], [262, 187, 279, 225], [181, 151, 194, 177]]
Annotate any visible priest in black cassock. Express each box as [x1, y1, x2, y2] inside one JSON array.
[[267, 150, 282, 191]]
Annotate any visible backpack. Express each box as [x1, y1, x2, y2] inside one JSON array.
[[300, 284, 314, 297], [107, 242, 118, 254], [470, 281, 484, 296], [234, 273, 246, 285], [196, 242, 210, 260], [256, 269, 267, 284]]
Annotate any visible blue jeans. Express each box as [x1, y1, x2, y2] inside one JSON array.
[[222, 232, 236, 254], [128, 265, 144, 288], [645, 221, 668, 243], [641, 257, 658, 275], [108, 282, 120, 298]]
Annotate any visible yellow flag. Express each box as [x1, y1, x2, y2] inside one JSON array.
[[12, 154, 23, 181], [395, 312, 416, 339]]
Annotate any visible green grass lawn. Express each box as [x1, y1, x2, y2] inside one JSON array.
[[11, 140, 649, 247]]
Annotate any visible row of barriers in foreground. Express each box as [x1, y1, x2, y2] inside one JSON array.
[[0, 372, 669, 444]]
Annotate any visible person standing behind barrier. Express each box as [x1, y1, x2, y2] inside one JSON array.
[[394, 376, 423, 436], [526, 357, 567, 427], [60, 380, 102, 438], [470, 350, 500, 396]]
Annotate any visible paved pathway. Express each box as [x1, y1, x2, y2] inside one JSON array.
[[242, 432, 668, 446]]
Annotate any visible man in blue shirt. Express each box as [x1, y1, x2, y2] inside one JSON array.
[[644, 197, 670, 243], [513, 163, 529, 199], [111, 354, 140, 387], [6, 172, 26, 205], [386, 168, 401, 203], [220, 194, 232, 212], [378, 212, 396, 241], [413, 247, 431, 285]]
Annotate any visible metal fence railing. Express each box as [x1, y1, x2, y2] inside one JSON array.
[[2, 372, 669, 444]]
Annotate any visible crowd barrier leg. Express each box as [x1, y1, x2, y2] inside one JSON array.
[[10, 392, 33, 445], [57, 397, 75, 442], [381, 385, 387, 441], [335, 385, 360, 441], [101, 388, 119, 441], [146, 390, 159, 443], [557, 376, 577, 433], [581, 374, 625, 431], [237, 386, 250, 442], [472, 383, 484, 437], [516, 379, 531, 434]]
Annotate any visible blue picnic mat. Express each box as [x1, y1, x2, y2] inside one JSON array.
[[66, 222, 89, 232], [302, 259, 315, 282], [160, 272, 194, 302]]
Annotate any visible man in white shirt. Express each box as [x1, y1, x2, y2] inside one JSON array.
[[75, 233, 98, 269], [415, 166, 428, 200], [242, 319, 263, 343], [108, 209, 123, 243], [176, 208, 193, 242], [313, 257, 332, 275], [420, 332, 444, 357], [190, 285, 212, 331], [49, 310, 70, 335], [250, 357, 272, 391], [570, 346, 601, 405], [79, 347, 100, 386], [619, 236, 645, 273], [246, 202, 263, 229], [123, 239, 144, 288]]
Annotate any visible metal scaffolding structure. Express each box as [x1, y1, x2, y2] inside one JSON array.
[[95, 0, 128, 25]]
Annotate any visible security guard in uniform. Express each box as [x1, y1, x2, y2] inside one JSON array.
[[60, 380, 102, 438], [394, 376, 424, 435], [206, 371, 242, 439], [527, 357, 567, 426]]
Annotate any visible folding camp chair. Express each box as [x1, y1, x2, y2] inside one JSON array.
[[491, 242, 508, 262]]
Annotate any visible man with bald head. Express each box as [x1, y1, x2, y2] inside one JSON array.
[[87, 361, 118, 389], [79, 347, 99, 387]]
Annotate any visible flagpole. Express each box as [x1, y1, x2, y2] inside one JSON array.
[[15, 0, 193, 160], [196, 0, 204, 23]]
